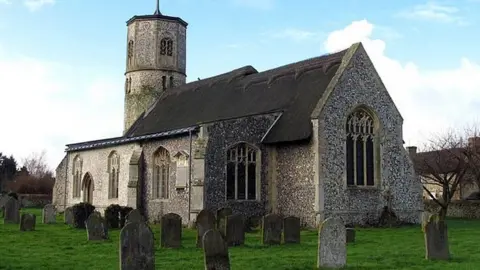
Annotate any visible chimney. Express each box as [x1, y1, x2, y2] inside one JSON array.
[[406, 146, 417, 157], [468, 137, 480, 149]]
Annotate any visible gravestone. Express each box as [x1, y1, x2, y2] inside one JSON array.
[[283, 216, 300, 244], [64, 207, 74, 225], [3, 197, 20, 224], [126, 209, 144, 224], [120, 221, 155, 270], [317, 217, 347, 269], [160, 213, 182, 248], [0, 195, 8, 217], [225, 214, 244, 246], [423, 213, 450, 260], [43, 204, 56, 224], [346, 228, 356, 243], [216, 207, 232, 236], [86, 212, 108, 241], [20, 213, 36, 231], [262, 213, 282, 245], [196, 209, 216, 248], [203, 229, 230, 270]]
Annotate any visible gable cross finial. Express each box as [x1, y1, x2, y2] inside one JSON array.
[[154, 0, 161, 15]]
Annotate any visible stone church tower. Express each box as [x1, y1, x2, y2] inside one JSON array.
[[123, 2, 188, 134]]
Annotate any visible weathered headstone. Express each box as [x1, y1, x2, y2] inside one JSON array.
[[216, 207, 232, 236], [20, 213, 36, 231], [120, 221, 155, 270], [64, 207, 74, 225], [346, 228, 356, 243], [160, 213, 182, 248], [3, 197, 20, 224], [283, 216, 300, 244], [225, 214, 244, 246], [262, 213, 282, 245], [203, 229, 230, 270], [43, 204, 56, 224], [86, 212, 108, 241], [196, 209, 216, 248], [0, 195, 8, 217], [317, 217, 347, 269], [423, 213, 450, 260], [126, 209, 144, 224]]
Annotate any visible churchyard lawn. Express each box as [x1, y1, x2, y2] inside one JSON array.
[[1, 208, 480, 270]]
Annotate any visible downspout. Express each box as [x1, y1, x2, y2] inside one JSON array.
[[187, 129, 193, 224], [63, 152, 69, 211]]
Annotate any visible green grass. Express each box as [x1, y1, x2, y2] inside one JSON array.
[[1, 208, 480, 270]]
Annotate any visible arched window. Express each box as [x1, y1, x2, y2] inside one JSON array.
[[72, 155, 82, 198], [346, 108, 377, 187], [160, 38, 173, 56], [153, 147, 170, 199], [226, 143, 259, 200], [169, 76, 174, 88], [108, 151, 120, 199], [127, 40, 134, 64], [162, 76, 166, 90]]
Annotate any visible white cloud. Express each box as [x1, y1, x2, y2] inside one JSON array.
[[397, 2, 467, 25], [324, 19, 480, 148], [0, 44, 123, 171], [24, 0, 54, 11], [231, 0, 274, 10], [268, 28, 322, 42]]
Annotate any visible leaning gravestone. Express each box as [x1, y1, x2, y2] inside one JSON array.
[[317, 217, 347, 269], [86, 212, 108, 241], [203, 229, 230, 270], [20, 213, 36, 231], [423, 213, 450, 260], [160, 213, 182, 248], [126, 209, 144, 224], [225, 214, 244, 246], [196, 209, 216, 248], [216, 207, 232, 236], [3, 197, 20, 224], [43, 204, 56, 224], [120, 221, 155, 270], [283, 216, 300, 244], [64, 207, 74, 225], [262, 213, 282, 245]]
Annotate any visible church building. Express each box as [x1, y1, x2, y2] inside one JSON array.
[[53, 4, 422, 227]]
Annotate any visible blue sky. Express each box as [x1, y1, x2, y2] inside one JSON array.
[[0, 0, 479, 170]]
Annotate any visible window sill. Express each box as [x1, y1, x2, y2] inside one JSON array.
[[346, 185, 379, 190], [226, 199, 260, 202], [151, 198, 170, 202]]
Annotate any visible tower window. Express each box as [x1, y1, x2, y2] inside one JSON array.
[[170, 76, 174, 88], [160, 38, 173, 56], [162, 76, 166, 90], [127, 40, 134, 64]]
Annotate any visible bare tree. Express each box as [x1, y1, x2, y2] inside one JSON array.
[[414, 129, 469, 220], [22, 150, 49, 179]]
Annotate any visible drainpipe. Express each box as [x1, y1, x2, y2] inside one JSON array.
[[187, 129, 193, 224], [63, 152, 69, 211]]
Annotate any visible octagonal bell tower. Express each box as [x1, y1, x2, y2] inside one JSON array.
[[123, 1, 188, 134]]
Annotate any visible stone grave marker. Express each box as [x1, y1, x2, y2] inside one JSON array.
[[64, 207, 74, 225], [203, 229, 230, 270], [216, 207, 232, 236], [120, 221, 155, 270], [160, 213, 182, 248], [126, 209, 144, 224], [86, 212, 108, 241], [0, 195, 8, 217], [43, 204, 56, 224], [225, 214, 244, 246], [20, 213, 36, 231], [423, 213, 450, 260], [262, 213, 282, 245], [283, 216, 300, 244], [317, 217, 347, 269], [3, 197, 20, 224], [196, 209, 216, 248], [346, 228, 356, 243]]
